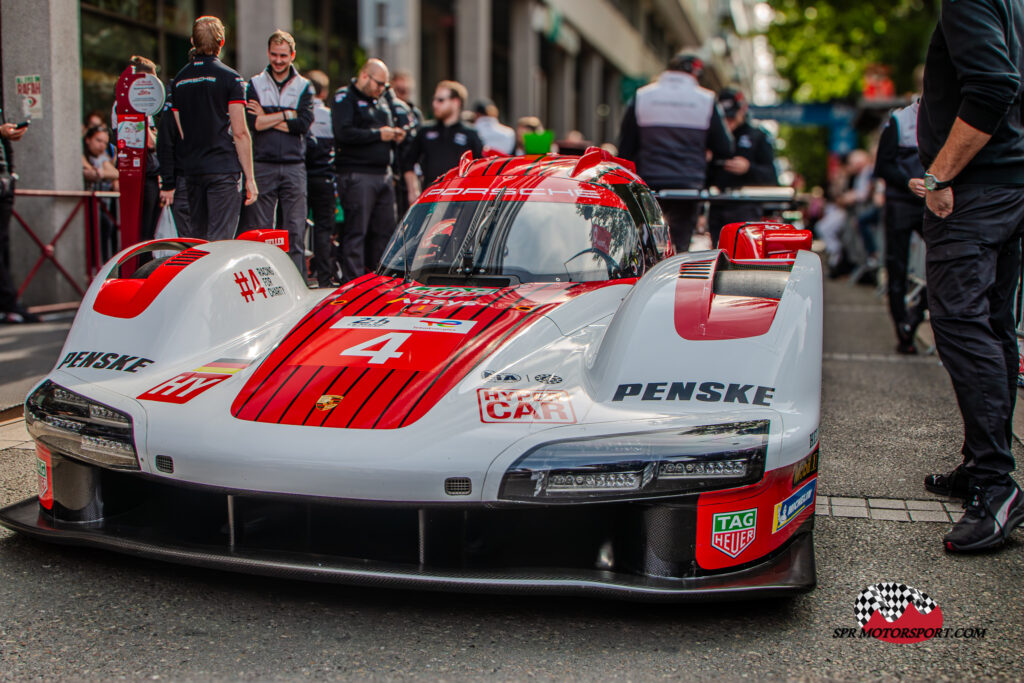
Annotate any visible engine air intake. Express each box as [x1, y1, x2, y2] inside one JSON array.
[[444, 477, 472, 496]]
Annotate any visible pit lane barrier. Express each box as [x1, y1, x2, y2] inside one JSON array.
[[9, 188, 118, 302]]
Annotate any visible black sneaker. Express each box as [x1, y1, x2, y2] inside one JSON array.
[[944, 482, 1024, 553], [925, 465, 969, 499]]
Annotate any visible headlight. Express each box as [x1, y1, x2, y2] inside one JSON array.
[[498, 420, 768, 502], [25, 381, 139, 470]]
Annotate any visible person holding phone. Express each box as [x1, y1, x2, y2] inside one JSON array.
[[0, 112, 40, 323]]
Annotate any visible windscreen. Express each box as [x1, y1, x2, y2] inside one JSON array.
[[378, 199, 641, 284]]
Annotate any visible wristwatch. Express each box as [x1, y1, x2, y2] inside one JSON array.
[[923, 172, 952, 191]]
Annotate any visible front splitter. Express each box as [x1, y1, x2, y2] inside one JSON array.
[[0, 498, 814, 602]]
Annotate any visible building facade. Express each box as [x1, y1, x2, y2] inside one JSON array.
[[1, 0, 768, 305]]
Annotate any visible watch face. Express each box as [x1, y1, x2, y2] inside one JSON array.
[[924, 175, 937, 190]]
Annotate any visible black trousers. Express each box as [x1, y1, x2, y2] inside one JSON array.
[[884, 198, 927, 338], [660, 199, 701, 253], [184, 173, 242, 241], [923, 184, 1024, 484], [337, 170, 396, 281], [308, 174, 337, 287], [0, 195, 18, 312]]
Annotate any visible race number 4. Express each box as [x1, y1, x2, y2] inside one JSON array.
[[339, 332, 411, 364]]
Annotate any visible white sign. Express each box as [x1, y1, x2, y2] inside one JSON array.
[[15, 74, 42, 119], [128, 74, 165, 116], [117, 120, 146, 149]]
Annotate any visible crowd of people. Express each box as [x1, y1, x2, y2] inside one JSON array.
[[52, 15, 781, 295]]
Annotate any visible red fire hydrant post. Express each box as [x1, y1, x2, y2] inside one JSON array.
[[113, 66, 164, 276]]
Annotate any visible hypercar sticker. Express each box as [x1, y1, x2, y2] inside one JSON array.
[[773, 479, 817, 534], [138, 359, 248, 404], [612, 381, 775, 405], [792, 448, 819, 487], [57, 351, 154, 373], [710, 508, 757, 558], [477, 388, 577, 424]]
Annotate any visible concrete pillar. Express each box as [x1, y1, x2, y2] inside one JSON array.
[[605, 69, 623, 147], [1, 0, 84, 306], [236, 0, 293, 80], [359, 0, 420, 87], [509, 0, 539, 124], [455, 0, 492, 103], [579, 50, 602, 142], [549, 48, 576, 138]]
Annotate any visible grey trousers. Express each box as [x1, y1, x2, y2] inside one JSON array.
[[184, 173, 242, 242], [240, 161, 308, 276]]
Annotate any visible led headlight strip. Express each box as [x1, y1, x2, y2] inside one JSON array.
[[25, 380, 139, 470], [499, 420, 768, 502]]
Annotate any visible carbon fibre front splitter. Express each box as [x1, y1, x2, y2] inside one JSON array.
[[0, 498, 815, 602]]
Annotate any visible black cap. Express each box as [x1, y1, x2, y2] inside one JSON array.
[[667, 52, 704, 78], [719, 87, 746, 118], [473, 98, 494, 116]]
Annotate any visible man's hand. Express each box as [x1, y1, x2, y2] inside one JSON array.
[[926, 187, 954, 218], [159, 189, 175, 207], [908, 178, 927, 198], [0, 122, 26, 141], [393, 127, 407, 144], [245, 100, 265, 117], [244, 177, 259, 206], [723, 156, 750, 175], [379, 126, 398, 142]]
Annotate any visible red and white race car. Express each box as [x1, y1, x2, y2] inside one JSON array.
[[0, 148, 821, 600]]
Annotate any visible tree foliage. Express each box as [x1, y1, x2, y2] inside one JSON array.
[[767, 0, 940, 103]]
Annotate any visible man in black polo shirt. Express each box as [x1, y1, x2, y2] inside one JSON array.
[[332, 58, 406, 282], [918, 0, 1024, 552], [305, 70, 338, 287], [167, 16, 257, 241], [403, 80, 483, 204], [240, 30, 314, 275]]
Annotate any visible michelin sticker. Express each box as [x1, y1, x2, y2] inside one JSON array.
[[773, 479, 817, 534]]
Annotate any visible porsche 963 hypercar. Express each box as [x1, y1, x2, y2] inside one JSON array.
[[0, 148, 822, 600]]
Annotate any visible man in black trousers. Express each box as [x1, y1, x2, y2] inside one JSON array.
[[918, 0, 1024, 552]]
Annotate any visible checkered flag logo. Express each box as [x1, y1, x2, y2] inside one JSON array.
[[855, 582, 939, 627]]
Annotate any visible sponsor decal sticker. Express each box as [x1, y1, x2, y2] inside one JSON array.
[[233, 266, 284, 302], [57, 351, 154, 373], [792, 448, 819, 487], [533, 373, 563, 384], [810, 426, 820, 448], [315, 394, 344, 411], [477, 389, 576, 424], [332, 316, 477, 334], [138, 359, 248, 404], [482, 371, 522, 383], [612, 381, 775, 406], [405, 286, 496, 298], [772, 479, 816, 533], [36, 444, 52, 509], [710, 508, 757, 558]]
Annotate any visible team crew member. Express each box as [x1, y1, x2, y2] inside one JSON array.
[[618, 53, 733, 252], [167, 16, 257, 240], [472, 98, 516, 155], [387, 70, 422, 219], [874, 97, 927, 354], [240, 30, 314, 275], [706, 88, 778, 246], [305, 70, 338, 287], [403, 80, 483, 204], [332, 58, 406, 282], [918, 0, 1024, 552]]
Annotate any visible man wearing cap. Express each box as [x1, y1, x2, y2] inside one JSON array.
[[706, 87, 778, 247], [472, 99, 516, 155], [618, 52, 733, 253]]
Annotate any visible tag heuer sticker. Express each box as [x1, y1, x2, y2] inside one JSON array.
[[711, 508, 757, 558]]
